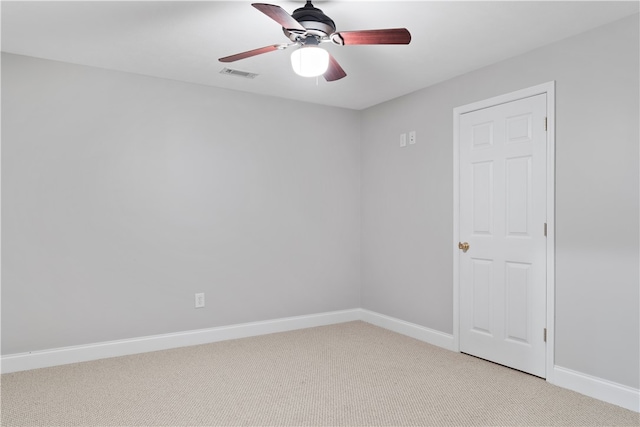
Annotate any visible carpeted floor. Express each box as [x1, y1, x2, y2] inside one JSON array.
[[2, 321, 639, 426]]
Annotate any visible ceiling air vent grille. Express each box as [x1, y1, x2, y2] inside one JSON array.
[[220, 68, 258, 79]]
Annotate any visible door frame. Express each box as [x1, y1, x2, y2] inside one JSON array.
[[452, 81, 556, 381]]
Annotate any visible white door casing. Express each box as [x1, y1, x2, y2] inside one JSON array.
[[453, 82, 555, 379]]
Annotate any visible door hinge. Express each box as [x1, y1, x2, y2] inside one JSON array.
[[543, 328, 547, 342], [544, 222, 547, 237], [544, 117, 548, 131]]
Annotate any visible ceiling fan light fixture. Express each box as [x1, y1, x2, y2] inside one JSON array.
[[290, 46, 329, 77]]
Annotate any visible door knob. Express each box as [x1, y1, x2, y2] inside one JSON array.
[[458, 242, 470, 253]]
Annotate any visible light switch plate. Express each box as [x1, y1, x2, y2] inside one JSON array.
[[409, 131, 416, 144]]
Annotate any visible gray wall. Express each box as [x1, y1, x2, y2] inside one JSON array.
[[1, 54, 361, 354], [361, 14, 639, 388]]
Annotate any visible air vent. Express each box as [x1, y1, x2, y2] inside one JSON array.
[[220, 68, 258, 79]]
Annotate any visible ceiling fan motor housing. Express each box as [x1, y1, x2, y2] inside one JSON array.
[[284, 0, 336, 42]]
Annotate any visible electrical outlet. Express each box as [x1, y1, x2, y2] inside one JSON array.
[[195, 293, 205, 308], [409, 131, 416, 145], [400, 133, 407, 147]]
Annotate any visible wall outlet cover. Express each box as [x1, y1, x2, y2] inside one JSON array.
[[195, 293, 205, 308]]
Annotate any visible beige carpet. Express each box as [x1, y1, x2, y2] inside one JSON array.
[[2, 321, 638, 426]]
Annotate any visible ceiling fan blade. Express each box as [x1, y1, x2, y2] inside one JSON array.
[[252, 3, 306, 31], [219, 44, 281, 63], [323, 54, 347, 82], [333, 28, 411, 45]]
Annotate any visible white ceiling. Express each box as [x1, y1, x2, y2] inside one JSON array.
[[2, 1, 638, 110]]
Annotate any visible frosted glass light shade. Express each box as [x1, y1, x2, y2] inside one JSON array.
[[290, 47, 330, 77]]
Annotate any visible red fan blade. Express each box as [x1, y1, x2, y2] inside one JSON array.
[[332, 28, 411, 45], [252, 3, 306, 31], [219, 45, 280, 63], [323, 54, 347, 82]]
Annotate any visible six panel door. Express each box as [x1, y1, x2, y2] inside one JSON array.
[[458, 93, 547, 378]]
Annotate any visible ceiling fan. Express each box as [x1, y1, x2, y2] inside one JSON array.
[[219, 1, 411, 81]]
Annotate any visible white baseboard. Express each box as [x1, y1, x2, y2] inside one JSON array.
[[0, 309, 455, 374], [1, 309, 361, 374], [359, 309, 455, 351], [551, 365, 640, 412], [4, 309, 637, 414]]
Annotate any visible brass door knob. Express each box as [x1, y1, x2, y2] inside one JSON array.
[[458, 242, 470, 253]]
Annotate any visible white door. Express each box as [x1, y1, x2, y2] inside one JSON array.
[[458, 93, 547, 378]]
